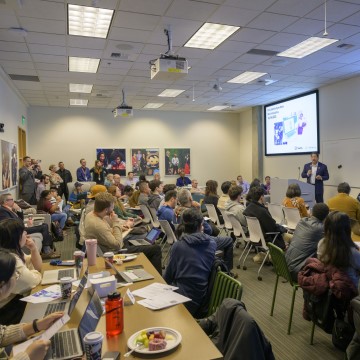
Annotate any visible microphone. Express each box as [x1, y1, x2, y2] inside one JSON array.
[[298, 166, 301, 180]]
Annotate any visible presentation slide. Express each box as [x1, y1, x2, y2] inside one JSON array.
[[264, 91, 319, 156]]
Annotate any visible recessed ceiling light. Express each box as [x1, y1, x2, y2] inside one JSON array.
[[69, 83, 93, 93], [70, 99, 88, 106], [158, 89, 185, 97], [277, 37, 338, 58], [184, 23, 240, 50], [143, 103, 164, 109], [68, 4, 114, 39], [208, 105, 229, 111], [69, 57, 100, 73], [227, 71, 267, 84]]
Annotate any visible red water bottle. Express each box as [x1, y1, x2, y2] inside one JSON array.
[[105, 292, 123, 336]]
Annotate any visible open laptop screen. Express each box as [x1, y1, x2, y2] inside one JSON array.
[[68, 268, 88, 315], [145, 228, 162, 244]]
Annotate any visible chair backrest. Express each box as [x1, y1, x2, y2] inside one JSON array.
[[268, 203, 285, 224], [79, 208, 87, 246], [219, 208, 232, 230], [191, 192, 205, 204], [225, 212, 247, 239], [205, 204, 221, 225], [244, 216, 267, 249], [67, 181, 96, 197], [267, 242, 295, 285], [283, 207, 301, 230], [159, 219, 177, 245], [139, 204, 152, 224], [207, 271, 242, 316], [149, 207, 160, 228], [24, 213, 51, 231]]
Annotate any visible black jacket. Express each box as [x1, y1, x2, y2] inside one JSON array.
[[0, 205, 23, 221]]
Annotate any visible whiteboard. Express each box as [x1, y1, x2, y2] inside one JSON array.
[[322, 138, 360, 188]]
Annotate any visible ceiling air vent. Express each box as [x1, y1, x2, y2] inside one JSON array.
[[111, 53, 130, 60], [9, 74, 40, 82], [337, 43, 354, 50], [247, 49, 279, 56]]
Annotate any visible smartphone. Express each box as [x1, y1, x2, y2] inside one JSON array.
[[102, 351, 120, 360]]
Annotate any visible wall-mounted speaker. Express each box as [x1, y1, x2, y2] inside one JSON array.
[[0, 123, 4, 133]]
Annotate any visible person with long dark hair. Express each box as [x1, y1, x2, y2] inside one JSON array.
[[317, 211, 360, 288], [90, 160, 107, 185], [0, 219, 42, 325], [203, 180, 223, 224], [0, 249, 63, 360], [282, 183, 308, 218]]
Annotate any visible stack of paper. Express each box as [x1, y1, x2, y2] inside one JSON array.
[[20, 285, 62, 303], [132, 283, 191, 310]]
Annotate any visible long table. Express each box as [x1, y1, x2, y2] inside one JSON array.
[[32, 254, 223, 360]]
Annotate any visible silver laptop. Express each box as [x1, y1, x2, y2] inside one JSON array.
[[41, 267, 77, 285], [22, 269, 88, 323], [47, 290, 103, 360], [128, 227, 162, 246]]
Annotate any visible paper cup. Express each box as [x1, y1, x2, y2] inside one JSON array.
[[84, 331, 103, 360], [73, 250, 85, 268], [103, 252, 114, 269], [60, 277, 73, 299]]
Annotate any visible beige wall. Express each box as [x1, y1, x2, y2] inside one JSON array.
[[28, 107, 241, 186], [238, 108, 252, 182]]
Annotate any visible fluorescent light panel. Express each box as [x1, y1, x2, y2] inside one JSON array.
[[69, 83, 93, 93], [69, 57, 100, 73], [277, 37, 338, 58], [143, 103, 163, 109], [68, 4, 113, 39], [70, 99, 88, 106], [158, 89, 185, 97], [184, 23, 240, 50], [208, 105, 229, 111], [228, 71, 267, 84]]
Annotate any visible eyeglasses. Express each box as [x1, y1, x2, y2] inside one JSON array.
[[5, 198, 14, 202]]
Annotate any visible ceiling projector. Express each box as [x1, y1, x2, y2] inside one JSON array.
[[113, 89, 133, 118]]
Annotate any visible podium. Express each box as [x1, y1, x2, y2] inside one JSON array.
[[270, 178, 315, 209]]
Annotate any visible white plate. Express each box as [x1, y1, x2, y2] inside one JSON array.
[[114, 254, 137, 263], [127, 327, 182, 355]]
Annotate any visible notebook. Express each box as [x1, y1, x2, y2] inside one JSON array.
[[128, 227, 162, 246], [41, 267, 77, 285], [21, 269, 88, 323]]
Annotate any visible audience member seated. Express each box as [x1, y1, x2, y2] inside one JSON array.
[[317, 211, 360, 288], [0, 249, 63, 360], [0, 219, 42, 325], [282, 183, 309, 218], [135, 175, 148, 189], [327, 182, 360, 236], [203, 180, 223, 224], [125, 171, 137, 188], [76, 158, 91, 182], [0, 193, 59, 259], [153, 172, 161, 182], [158, 184, 177, 208], [164, 208, 217, 317], [48, 164, 63, 196], [68, 182, 87, 208], [123, 185, 134, 201], [49, 187, 72, 225], [157, 190, 178, 231], [113, 174, 125, 195], [104, 173, 114, 188], [225, 185, 247, 233], [243, 186, 287, 250], [246, 178, 263, 203], [138, 181, 151, 206], [190, 179, 204, 194], [217, 181, 231, 210], [90, 160, 107, 185], [261, 176, 271, 195], [108, 185, 141, 221], [36, 174, 50, 202], [236, 175, 250, 194], [37, 190, 67, 230], [285, 203, 329, 282], [84, 192, 162, 273], [176, 170, 191, 187], [85, 185, 107, 215], [147, 180, 163, 210]]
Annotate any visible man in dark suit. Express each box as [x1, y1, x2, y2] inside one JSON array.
[[301, 153, 329, 203], [19, 156, 37, 204], [57, 161, 73, 201]]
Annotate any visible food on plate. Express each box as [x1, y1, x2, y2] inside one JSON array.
[[149, 338, 167, 351], [135, 329, 174, 351]]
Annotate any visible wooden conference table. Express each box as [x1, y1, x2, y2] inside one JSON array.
[[33, 254, 223, 360]]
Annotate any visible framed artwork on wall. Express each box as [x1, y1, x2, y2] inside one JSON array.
[[1, 140, 17, 190], [96, 148, 126, 176], [131, 148, 159, 176], [164, 148, 190, 176]]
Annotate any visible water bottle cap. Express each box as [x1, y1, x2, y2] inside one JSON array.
[[107, 292, 120, 300]]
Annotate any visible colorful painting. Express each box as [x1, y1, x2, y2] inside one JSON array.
[[96, 148, 126, 176], [131, 148, 159, 176], [164, 148, 190, 176], [1, 140, 17, 190]]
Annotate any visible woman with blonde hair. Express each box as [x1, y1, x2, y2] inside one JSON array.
[[108, 185, 140, 221], [48, 164, 63, 195]]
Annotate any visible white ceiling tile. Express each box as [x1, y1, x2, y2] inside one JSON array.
[[324, 24, 360, 40], [284, 18, 331, 36], [98, 67, 128, 75], [0, 29, 25, 43], [35, 63, 67, 71], [341, 10, 360, 26], [330, 48, 360, 64], [19, 18, 65, 35], [26, 32, 66, 46], [208, 6, 260, 27], [0, 41, 28, 52], [247, 12, 299, 32], [32, 54, 67, 64], [0, 14, 20, 28], [343, 32, 360, 45], [67, 48, 103, 58], [109, 27, 151, 43], [223, 0, 277, 12], [231, 28, 276, 43], [67, 36, 107, 50], [165, 0, 218, 21], [13, 0, 65, 20], [119, 0, 173, 16], [196, 51, 241, 69], [266, 0, 323, 17], [113, 12, 161, 31], [13, 81, 42, 90], [37, 70, 67, 78], [28, 43, 66, 56], [0, 60, 35, 69], [69, 0, 118, 10], [3, 67, 37, 76], [0, 51, 32, 61], [216, 41, 258, 54], [263, 33, 308, 47]]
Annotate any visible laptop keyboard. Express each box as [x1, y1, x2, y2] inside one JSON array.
[[45, 301, 66, 316], [51, 330, 78, 359], [57, 269, 74, 280]]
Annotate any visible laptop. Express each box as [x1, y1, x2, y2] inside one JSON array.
[[41, 267, 77, 285], [47, 290, 103, 360], [106, 258, 154, 284], [128, 227, 162, 246], [21, 269, 89, 323]]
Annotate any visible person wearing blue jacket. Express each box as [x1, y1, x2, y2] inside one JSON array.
[[164, 208, 217, 316], [156, 190, 178, 231]]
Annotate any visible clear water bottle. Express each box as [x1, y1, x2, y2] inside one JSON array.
[[105, 292, 123, 336]]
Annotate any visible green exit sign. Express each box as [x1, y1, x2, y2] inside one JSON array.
[[22, 116, 26, 125]]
